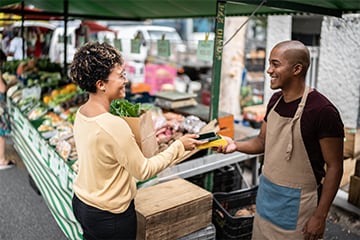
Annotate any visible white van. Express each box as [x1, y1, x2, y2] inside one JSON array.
[[49, 20, 116, 65], [49, 24, 78, 64], [109, 25, 186, 64]]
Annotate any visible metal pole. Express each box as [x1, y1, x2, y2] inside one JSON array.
[[63, 0, 68, 77], [210, 1, 226, 121], [21, 1, 25, 60]]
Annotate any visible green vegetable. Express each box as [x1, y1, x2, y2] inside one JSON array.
[[110, 99, 152, 117]]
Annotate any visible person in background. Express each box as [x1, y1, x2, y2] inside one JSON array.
[[69, 42, 206, 240], [1, 30, 11, 55], [8, 29, 27, 60], [0, 49, 15, 170], [217, 40, 344, 240]]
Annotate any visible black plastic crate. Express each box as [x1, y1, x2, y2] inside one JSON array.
[[187, 165, 243, 193], [212, 186, 258, 240], [212, 165, 243, 193]]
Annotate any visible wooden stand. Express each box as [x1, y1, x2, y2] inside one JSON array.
[[135, 178, 213, 240], [348, 175, 360, 208], [348, 158, 360, 207]]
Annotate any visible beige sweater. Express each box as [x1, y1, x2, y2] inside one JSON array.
[[73, 110, 185, 213]]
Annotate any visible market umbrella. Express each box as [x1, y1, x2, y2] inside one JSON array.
[[0, 4, 62, 21], [81, 21, 114, 33]]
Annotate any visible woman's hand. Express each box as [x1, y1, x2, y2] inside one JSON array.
[[179, 134, 208, 151]]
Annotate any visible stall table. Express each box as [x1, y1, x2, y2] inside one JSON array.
[[7, 98, 259, 239]]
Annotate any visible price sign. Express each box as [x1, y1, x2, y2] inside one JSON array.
[[157, 39, 170, 57], [131, 39, 141, 54], [197, 40, 214, 61], [114, 39, 122, 51]]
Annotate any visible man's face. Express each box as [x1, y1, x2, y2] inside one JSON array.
[[266, 47, 294, 90]]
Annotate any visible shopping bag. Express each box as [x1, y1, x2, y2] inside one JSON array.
[[123, 110, 159, 158]]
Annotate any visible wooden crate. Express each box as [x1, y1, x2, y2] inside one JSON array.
[[355, 159, 360, 177], [135, 178, 213, 240], [340, 158, 357, 188], [344, 128, 360, 158], [348, 175, 360, 208]]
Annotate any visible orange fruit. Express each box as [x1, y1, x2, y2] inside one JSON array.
[[43, 95, 51, 104], [51, 89, 60, 97]]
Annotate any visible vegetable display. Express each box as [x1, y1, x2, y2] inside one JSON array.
[[110, 99, 153, 117]]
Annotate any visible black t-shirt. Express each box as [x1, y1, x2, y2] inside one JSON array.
[[264, 89, 344, 184]]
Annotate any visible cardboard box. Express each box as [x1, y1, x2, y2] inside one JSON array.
[[135, 178, 213, 240], [218, 114, 234, 138]]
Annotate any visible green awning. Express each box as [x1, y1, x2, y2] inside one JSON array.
[[1, 0, 360, 20]]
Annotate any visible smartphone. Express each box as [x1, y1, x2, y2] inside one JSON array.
[[196, 132, 220, 142]]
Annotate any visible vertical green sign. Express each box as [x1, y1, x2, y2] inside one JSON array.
[[210, 1, 226, 120]]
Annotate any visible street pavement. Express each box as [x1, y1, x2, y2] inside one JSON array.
[[0, 137, 359, 240], [0, 139, 66, 239]]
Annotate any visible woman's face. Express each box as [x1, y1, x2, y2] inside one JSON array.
[[104, 63, 128, 100]]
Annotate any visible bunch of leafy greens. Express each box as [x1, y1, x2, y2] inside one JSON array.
[[110, 99, 152, 117]]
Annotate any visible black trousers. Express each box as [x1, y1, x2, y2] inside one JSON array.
[[72, 194, 137, 240]]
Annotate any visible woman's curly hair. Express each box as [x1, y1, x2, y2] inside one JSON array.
[[69, 42, 124, 93]]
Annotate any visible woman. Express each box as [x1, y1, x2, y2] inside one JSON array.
[[0, 49, 14, 170], [69, 42, 205, 240]]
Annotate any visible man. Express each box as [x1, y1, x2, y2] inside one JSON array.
[[218, 40, 344, 240], [1, 30, 11, 54], [8, 29, 26, 60]]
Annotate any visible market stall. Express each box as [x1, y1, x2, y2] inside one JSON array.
[[8, 99, 82, 239], [1, 1, 359, 239], [6, 87, 260, 239]]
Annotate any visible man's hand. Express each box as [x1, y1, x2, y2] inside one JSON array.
[[302, 214, 326, 240], [214, 136, 237, 153]]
